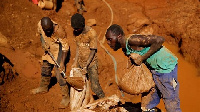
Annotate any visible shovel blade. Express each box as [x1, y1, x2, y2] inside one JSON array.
[[65, 77, 84, 90]]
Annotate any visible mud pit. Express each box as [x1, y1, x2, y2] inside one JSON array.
[[0, 0, 200, 111]]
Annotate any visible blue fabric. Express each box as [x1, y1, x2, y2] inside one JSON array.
[[125, 37, 178, 73], [142, 65, 181, 112]]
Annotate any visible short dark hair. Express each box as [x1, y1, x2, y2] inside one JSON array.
[[71, 13, 85, 29], [41, 17, 53, 31], [106, 24, 125, 36]]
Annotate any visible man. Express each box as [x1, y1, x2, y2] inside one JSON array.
[[70, 13, 105, 99], [74, 0, 87, 15], [31, 17, 70, 108], [105, 24, 181, 112]]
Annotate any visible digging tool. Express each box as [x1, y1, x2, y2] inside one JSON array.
[[47, 50, 84, 90], [40, 35, 84, 90]]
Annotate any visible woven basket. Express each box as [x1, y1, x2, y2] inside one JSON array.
[[118, 63, 155, 95]]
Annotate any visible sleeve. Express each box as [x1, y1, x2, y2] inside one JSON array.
[[89, 28, 97, 49], [37, 21, 42, 34]]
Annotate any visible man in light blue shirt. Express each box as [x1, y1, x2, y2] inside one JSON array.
[[105, 24, 181, 112]]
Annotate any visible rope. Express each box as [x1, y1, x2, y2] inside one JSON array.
[[98, 0, 124, 97], [97, 33, 118, 85], [100, 0, 113, 44]]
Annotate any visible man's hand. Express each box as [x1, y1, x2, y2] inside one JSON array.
[[59, 62, 65, 73], [43, 44, 50, 54], [130, 53, 143, 66], [44, 44, 50, 50], [81, 67, 87, 75], [127, 57, 132, 69], [71, 62, 78, 68], [59, 50, 68, 73], [134, 56, 143, 66]]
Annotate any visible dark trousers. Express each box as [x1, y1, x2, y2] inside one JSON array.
[[41, 60, 66, 86], [87, 64, 105, 98]]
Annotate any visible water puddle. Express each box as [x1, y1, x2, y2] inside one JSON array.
[[156, 43, 200, 111]]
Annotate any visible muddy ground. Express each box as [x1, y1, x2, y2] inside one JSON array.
[[0, 0, 200, 111]]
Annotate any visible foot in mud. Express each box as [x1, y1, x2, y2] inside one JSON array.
[[30, 76, 51, 94], [58, 85, 70, 109], [30, 87, 48, 94], [58, 98, 70, 109], [142, 107, 162, 112]]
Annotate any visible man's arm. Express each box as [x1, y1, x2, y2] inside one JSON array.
[[129, 35, 165, 65], [59, 38, 69, 71], [72, 46, 79, 68], [86, 49, 96, 68], [81, 48, 96, 74], [56, 24, 69, 71], [82, 28, 97, 73], [60, 50, 68, 72]]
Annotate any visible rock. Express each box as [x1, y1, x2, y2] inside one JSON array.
[[0, 32, 8, 47], [127, 12, 151, 34], [136, 25, 154, 35]]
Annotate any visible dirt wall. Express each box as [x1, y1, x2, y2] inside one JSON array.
[[0, 0, 199, 111]]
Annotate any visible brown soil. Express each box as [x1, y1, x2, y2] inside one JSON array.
[[0, 0, 199, 111]]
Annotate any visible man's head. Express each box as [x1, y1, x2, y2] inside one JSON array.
[[71, 13, 85, 36], [41, 17, 54, 37], [105, 24, 125, 51]]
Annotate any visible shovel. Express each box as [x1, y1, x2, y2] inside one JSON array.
[[47, 50, 84, 90], [40, 35, 84, 90]]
